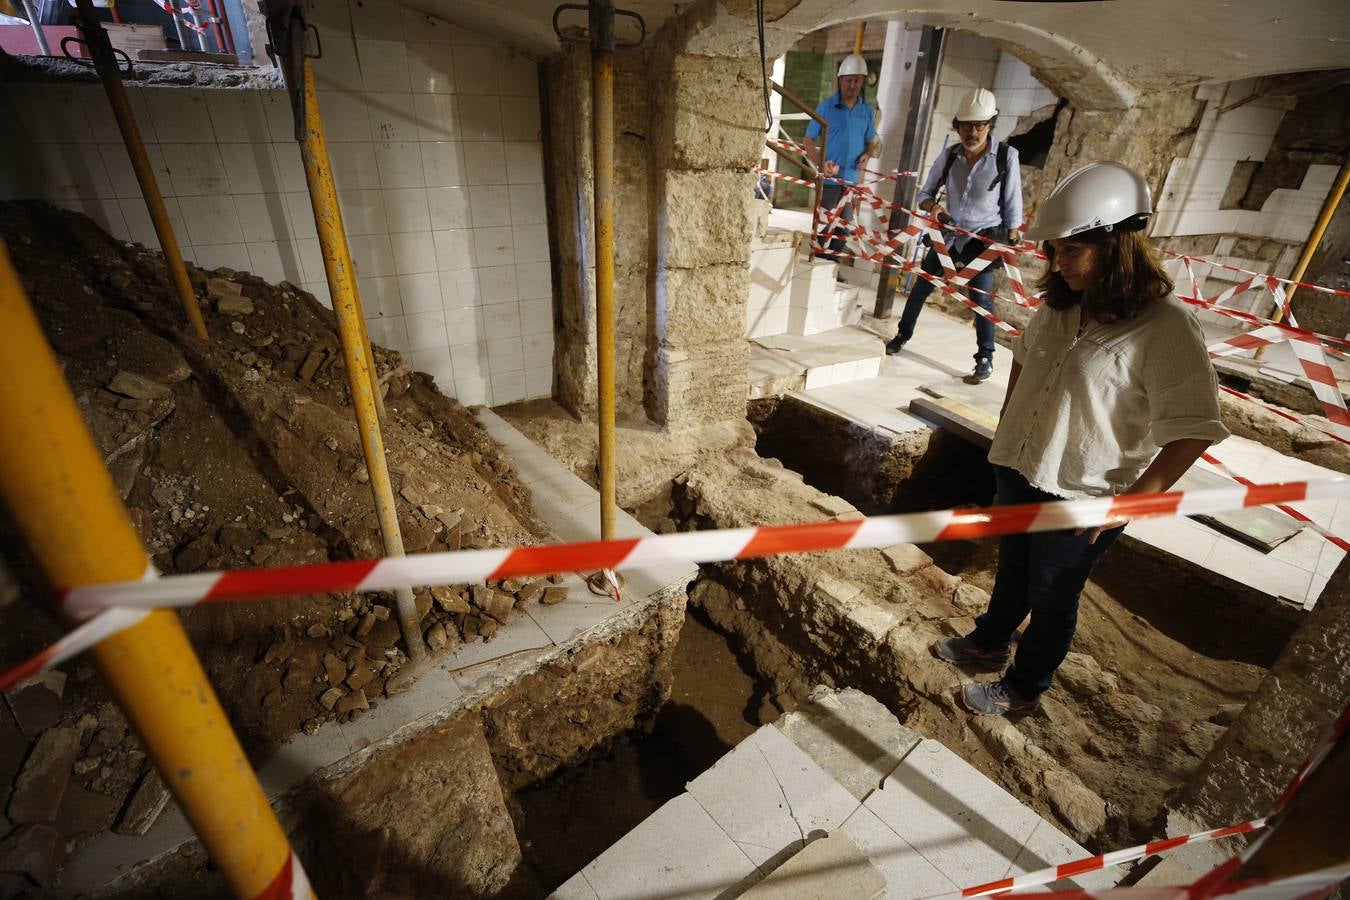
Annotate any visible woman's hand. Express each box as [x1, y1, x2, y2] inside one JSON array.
[[1075, 438, 1214, 543], [1077, 520, 1127, 544]]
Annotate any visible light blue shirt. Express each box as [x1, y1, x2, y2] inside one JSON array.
[[805, 91, 877, 184], [918, 142, 1023, 250]]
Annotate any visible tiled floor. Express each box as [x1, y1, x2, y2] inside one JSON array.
[[60, 411, 696, 896], [750, 285, 1348, 610], [554, 688, 1123, 899]]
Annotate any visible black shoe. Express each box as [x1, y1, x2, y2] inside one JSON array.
[[964, 357, 993, 384], [885, 335, 906, 356], [932, 636, 1010, 672]]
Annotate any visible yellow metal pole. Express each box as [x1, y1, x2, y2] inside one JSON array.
[[1255, 156, 1350, 360], [591, 0, 617, 543], [853, 22, 866, 54], [0, 243, 309, 899], [296, 58, 425, 668], [72, 0, 208, 341]]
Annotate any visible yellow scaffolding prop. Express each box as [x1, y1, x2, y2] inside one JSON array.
[[72, 0, 209, 341], [0, 242, 311, 898]]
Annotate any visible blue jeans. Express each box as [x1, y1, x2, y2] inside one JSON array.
[[968, 466, 1123, 699], [815, 183, 854, 261], [895, 242, 997, 362]]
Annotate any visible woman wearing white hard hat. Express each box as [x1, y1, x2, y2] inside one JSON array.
[[932, 161, 1229, 717]]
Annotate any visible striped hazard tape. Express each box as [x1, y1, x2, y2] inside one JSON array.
[[3, 478, 1349, 694], [930, 817, 1268, 899], [255, 850, 313, 900], [1200, 452, 1350, 552]]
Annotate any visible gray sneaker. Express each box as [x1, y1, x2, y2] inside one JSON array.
[[963, 356, 993, 384], [961, 680, 1038, 717], [932, 636, 1010, 672]]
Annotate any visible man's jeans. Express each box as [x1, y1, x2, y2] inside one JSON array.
[[968, 466, 1123, 699], [895, 240, 998, 362], [814, 183, 854, 261]]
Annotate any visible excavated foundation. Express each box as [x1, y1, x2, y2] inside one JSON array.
[[680, 401, 1285, 851]]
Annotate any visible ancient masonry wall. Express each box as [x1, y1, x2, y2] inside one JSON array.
[[545, 14, 764, 430], [1171, 554, 1350, 829]]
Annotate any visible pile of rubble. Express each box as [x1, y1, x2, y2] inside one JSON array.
[[0, 201, 559, 892]]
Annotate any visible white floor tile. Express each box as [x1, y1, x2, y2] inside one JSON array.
[[444, 610, 554, 673], [864, 739, 1042, 886], [839, 805, 960, 899], [1009, 819, 1121, 892], [525, 575, 633, 645], [579, 793, 759, 900], [687, 725, 861, 869]]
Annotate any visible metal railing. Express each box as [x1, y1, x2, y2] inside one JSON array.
[[769, 81, 827, 248]]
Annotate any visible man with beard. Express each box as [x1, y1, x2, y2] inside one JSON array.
[[885, 88, 1023, 384]]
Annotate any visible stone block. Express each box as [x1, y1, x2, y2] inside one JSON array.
[[1011, 819, 1122, 892], [686, 725, 860, 868], [579, 792, 758, 899], [9, 726, 80, 824], [864, 738, 1043, 885], [659, 171, 753, 268], [839, 805, 960, 896], [0, 823, 64, 888], [647, 344, 749, 429], [882, 543, 932, 576], [115, 767, 171, 836], [4, 671, 66, 739], [667, 55, 768, 171], [774, 686, 923, 803], [740, 829, 885, 898], [656, 264, 750, 348]]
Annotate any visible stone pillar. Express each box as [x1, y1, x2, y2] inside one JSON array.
[[545, 45, 651, 421], [644, 53, 764, 429]]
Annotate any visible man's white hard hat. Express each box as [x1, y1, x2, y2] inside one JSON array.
[[1025, 161, 1154, 242], [837, 54, 868, 78], [955, 88, 998, 122]]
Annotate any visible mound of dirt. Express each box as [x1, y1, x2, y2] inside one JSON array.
[[0, 202, 554, 891]]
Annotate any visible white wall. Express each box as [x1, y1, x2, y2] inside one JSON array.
[[2, 0, 551, 408], [919, 33, 1053, 187]]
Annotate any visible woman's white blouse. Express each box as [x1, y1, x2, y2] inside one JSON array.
[[988, 294, 1230, 499]]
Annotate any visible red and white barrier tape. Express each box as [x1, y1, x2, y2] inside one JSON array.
[[1218, 385, 1350, 448], [930, 817, 1268, 899], [1200, 452, 1350, 552], [0, 608, 148, 693], [153, 0, 208, 33], [3, 478, 1348, 694], [254, 850, 312, 900], [1164, 250, 1350, 300]]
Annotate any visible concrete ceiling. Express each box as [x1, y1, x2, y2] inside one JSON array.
[[411, 0, 1350, 109]]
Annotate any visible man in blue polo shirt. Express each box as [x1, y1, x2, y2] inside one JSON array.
[[884, 88, 1023, 384], [803, 54, 878, 264]]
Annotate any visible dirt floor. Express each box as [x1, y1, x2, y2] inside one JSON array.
[[0, 202, 558, 894], [921, 538, 1272, 848]]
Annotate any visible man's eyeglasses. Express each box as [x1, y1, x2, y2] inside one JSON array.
[[956, 121, 992, 131]]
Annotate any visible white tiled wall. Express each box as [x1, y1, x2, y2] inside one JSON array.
[[920, 34, 1054, 184], [2, 0, 551, 408], [1153, 79, 1332, 308]]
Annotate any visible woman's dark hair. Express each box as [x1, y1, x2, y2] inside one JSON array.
[[1038, 227, 1173, 322]]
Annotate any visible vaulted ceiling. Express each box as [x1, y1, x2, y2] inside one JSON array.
[[411, 0, 1350, 109]]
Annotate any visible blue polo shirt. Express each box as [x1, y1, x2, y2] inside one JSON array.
[[805, 91, 877, 183]]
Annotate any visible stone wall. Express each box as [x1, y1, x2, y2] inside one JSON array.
[[1171, 554, 1350, 829], [546, 14, 762, 432]]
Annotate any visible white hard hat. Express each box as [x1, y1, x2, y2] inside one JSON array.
[[1025, 161, 1153, 242], [955, 88, 997, 122], [838, 54, 868, 78]]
